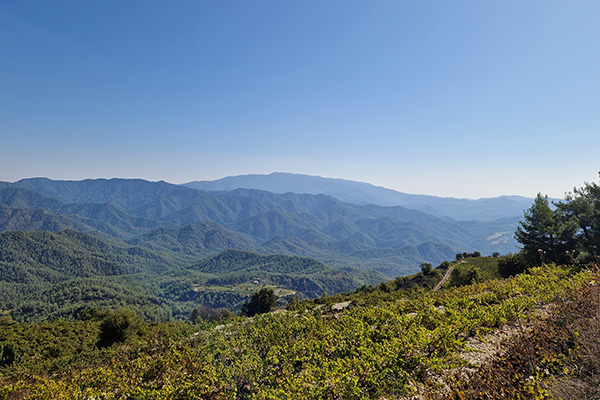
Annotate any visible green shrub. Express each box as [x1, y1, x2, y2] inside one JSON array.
[[420, 262, 433, 275], [241, 287, 278, 317], [498, 253, 528, 278], [190, 305, 234, 323], [97, 309, 142, 347], [0, 342, 21, 367]]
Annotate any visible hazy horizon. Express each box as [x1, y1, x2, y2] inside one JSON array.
[[2, 2, 599, 198], [0, 171, 567, 201]]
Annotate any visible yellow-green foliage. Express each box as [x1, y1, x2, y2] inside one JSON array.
[[448, 256, 502, 287], [449, 268, 600, 399], [0, 265, 592, 399]]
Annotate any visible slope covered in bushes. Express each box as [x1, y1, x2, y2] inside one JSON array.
[[1, 264, 595, 399]]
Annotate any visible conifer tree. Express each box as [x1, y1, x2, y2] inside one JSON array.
[[557, 175, 600, 262], [515, 193, 577, 265], [241, 287, 277, 317]]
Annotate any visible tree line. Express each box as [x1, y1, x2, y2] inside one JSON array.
[[514, 173, 600, 268]]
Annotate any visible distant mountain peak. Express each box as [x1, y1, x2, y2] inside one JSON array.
[[183, 173, 533, 221]]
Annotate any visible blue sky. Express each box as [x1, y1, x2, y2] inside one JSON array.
[[1, 1, 599, 199]]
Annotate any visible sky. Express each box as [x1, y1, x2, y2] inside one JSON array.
[[1, 1, 599, 199]]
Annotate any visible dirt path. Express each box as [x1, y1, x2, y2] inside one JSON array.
[[434, 260, 464, 291]]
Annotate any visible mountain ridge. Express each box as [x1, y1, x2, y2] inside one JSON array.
[[184, 172, 533, 221]]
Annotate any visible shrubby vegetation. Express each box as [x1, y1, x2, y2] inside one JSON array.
[[97, 309, 143, 347], [189, 304, 235, 324], [0, 265, 594, 399], [448, 255, 502, 286]]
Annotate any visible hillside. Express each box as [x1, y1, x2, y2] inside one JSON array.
[[0, 229, 176, 321], [0, 230, 383, 322], [184, 172, 534, 221], [0, 187, 172, 237], [1, 264, 596, 399], [187, 249, 383, 298], [127, 221, 260, 257]]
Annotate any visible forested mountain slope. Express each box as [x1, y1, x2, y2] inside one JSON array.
[[128, 221, 260, 257], [0, 229, 384, 322]]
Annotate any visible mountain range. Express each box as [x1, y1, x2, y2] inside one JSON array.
[[0, 177, 524, 276], [0, 174, 531, 320], [184, 172, 534, 221]]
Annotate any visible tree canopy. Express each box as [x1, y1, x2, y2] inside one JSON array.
[[515, 174, 600, 266], [240, 287, 278, 317], [515, 193, 577, 265], [557, 177, 600, 262]]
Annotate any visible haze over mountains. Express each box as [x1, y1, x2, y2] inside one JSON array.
[[184, 172, 533, 221]]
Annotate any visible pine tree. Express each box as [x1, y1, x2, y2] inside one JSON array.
[[515, 193, 577, 265], [241, 287, 277, 317], [557, 175, 600, 262]]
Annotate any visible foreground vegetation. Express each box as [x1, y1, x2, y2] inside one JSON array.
[[1, 264, 596, 399]]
